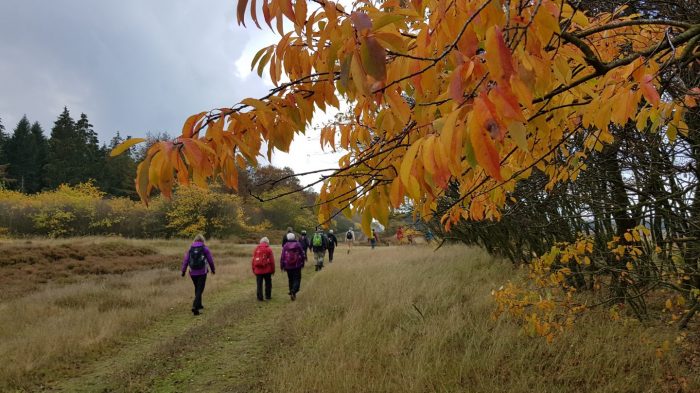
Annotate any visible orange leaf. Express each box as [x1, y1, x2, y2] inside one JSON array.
[[474, 92, 507, 142], [389, 177, 404, 208], [640, 74, 660, 106], [468, 113, 503, 181], [449, 64, 464, 104], [135, 154, 152, 204], [250, 0, 261, 29], [485, 26, 514, 81], [237, 0, 249, 26], [262, 0, 272, 29], [182, 112, 207, 138]]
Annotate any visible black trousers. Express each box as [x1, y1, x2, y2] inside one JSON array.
[[286, 268, 302, 295], [328, 247, 335, 262], [256, 273, 272, 300], [190, 274, 207, 310]]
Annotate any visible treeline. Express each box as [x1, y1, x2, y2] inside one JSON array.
[[0, 108, 325, 239], [0, 108, 136, 197]]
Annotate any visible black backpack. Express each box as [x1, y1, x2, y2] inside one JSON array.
[[188, 245, 207, 269], [346, 230, 353, 240]]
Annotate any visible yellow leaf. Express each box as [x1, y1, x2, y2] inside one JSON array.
[[389, 177, 404, 208], [508, 122, 528, 151], [110, 138, 145, 157], [400, 139, 422, 188]]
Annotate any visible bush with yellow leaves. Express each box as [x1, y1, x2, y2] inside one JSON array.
[[494, 226, 700, 340]]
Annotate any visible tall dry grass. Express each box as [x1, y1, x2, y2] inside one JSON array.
[[0, 237, 256, 391], [267, 245, 694, 393]]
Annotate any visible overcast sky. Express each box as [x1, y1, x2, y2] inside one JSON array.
[[0, 0, 342, 187]]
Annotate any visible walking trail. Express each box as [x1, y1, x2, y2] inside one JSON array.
[[49, 265, 321, 392]]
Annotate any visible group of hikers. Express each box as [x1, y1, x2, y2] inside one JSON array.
[[179, 227, 358, 315]]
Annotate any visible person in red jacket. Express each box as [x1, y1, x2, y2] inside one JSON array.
[[252, 237, 275, 301]]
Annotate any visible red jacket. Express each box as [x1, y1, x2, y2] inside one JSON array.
[[252, 243, 275, 275]]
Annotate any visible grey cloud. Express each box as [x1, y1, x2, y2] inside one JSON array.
[[0, 0, 272, 142]]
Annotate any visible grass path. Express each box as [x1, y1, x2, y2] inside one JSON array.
[[35, 245, 698, 392], [49, 264, 318, 393]]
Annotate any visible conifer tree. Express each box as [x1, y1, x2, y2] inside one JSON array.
[[5, 116, 46, 192], [0, 116, 8, 187], [44, 107, 80, 188], [75, 113, 102, 181], [0, 116, 7, 164], [28, 121, 48, 191]]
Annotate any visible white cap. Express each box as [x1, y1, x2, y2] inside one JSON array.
[[287, 233, 296, 241]]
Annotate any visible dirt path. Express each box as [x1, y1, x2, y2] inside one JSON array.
[[49, 267, 319, 393]]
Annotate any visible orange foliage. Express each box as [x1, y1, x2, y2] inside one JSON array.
[[115, 0, 698, 238]]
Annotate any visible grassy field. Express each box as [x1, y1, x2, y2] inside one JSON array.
[[0, 238, 697, 392]]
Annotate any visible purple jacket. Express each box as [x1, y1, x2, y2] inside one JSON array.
[[281, 241, 306, 270], [181, 242, 215, 276]]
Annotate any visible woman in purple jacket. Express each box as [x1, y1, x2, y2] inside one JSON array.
[[181, 234, 215, 315], [281, 233, 306, 301]]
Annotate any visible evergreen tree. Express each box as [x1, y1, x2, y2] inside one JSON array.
[[44, 107, 81, 188], [29, 121, 48, 191], [5, 116, 45, 192], [0, 116, 7, 164], [0, 116, 8, 187], [75, 113, 102, 181]]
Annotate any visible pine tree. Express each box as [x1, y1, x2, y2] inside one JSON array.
[[0, 116, 7, 163], [28, 122, 48, 192], [0, 116, 8, 187], [5, 116, 46, 193], [75, 113, 102, 181], [44, 107, 81, 188]]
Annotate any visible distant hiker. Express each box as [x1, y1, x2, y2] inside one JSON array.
[[311, 228, 328, 271], [326, 229, 338, 263], [282, 227, 294, 245], [345, 227, 355, 254], [370, 229, 378, 249], [425, 229, 434, 243], [396, 226, 404, 244], [281, 233, 306, 301], [181, 234, 215, 315], [299, 230, 310, 259], [252, 237, 275, 301]]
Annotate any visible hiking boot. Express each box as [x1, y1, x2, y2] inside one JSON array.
[[192, 309, 200, 315], [290, 293, 296, 301]]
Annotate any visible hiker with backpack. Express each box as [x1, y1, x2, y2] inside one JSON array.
[[345, 227, 355, 254], [299, 230, 310, 259], [281, 233, 306, 301], [370, 229, 378, 249], [326, 229, 338, 263], [311, 228, 328, 271], [251, 237, 275, 301], [282, 227, 294, 246], [181, 234, 216, 315]]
